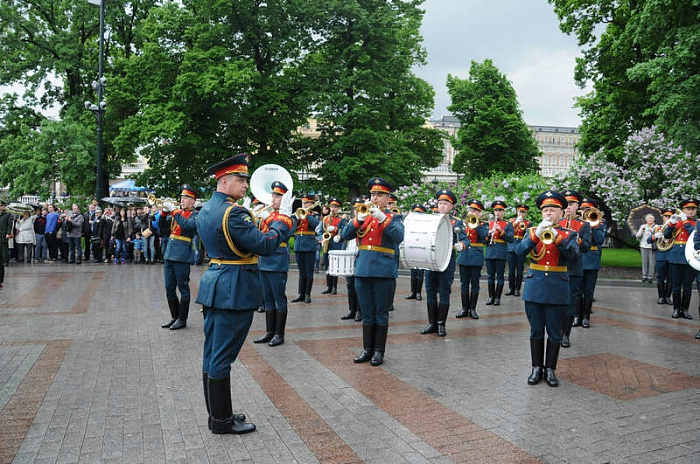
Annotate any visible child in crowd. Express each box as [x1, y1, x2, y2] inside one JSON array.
[[133, 232, 144, 264]]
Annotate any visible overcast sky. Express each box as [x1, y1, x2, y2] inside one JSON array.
[[415, 0, 587, 127]]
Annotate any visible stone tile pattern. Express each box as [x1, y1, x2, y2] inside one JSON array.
[[559, 353, 700, 401]]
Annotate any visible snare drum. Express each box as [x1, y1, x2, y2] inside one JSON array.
[[328, 250, 357, 276], [399, 212, 453, 272]]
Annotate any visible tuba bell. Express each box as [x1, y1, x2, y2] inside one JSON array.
[[249, 164, 294, 206]]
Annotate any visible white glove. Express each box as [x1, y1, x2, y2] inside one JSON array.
[[535, 220, 553, 237], [654, 232, 663, 240], [356, 212, 368, 222], [454, 242, 465, 252], [669, 215, 680, 224], [257, 210, 270, 221], [161, 204, 172, 213], [242, 197, 251, 209], [333, 234, 341, 243], [680, 212, 688, 221], [327, 225, 336, 232], [279, 192, 294, 217], [370, 206, 386, 223]]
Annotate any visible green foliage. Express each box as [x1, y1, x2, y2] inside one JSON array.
[[550, 0, 700, 158], [446, 60, 541, 178], [395, 171, 552, 218]]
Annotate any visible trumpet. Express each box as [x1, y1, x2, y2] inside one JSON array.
[[148, 194, 179, 210], [517, 221, 528, 231], [582, 208, 602, 227], [465, 214, 479, 229], [356, 201, 376, 215], [391, 206, 401, 215], [540, 227, 556, 245], [295, 200, 320, 219]]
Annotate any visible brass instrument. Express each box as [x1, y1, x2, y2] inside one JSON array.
[[355, 201, 376, 216], [540, 227, 556, 245], [466, 214, 479, 229], [295, 200, 320, 219], [6, 202, 35, 215], [391, 206, 401, 215], [582, 208, 602, 227], [148, 194, 179, 211], [517, 221, 528, 231], [321, 231, 332, 254], [656, 209, 682, 252]]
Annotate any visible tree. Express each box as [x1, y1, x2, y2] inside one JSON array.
[[446, 60, 540, 179], [303, 0, 443, 200], [549, 0, 700, 158]]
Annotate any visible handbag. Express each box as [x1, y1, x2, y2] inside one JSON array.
[[142, 228, 153, 238]]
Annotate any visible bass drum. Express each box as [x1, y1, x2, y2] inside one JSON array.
[[685, 230, 700, 271], [399, 212, 453, 272]]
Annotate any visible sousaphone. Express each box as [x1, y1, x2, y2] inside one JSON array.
[[249, 164, 294, 205]]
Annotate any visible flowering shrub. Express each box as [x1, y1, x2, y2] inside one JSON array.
[[562, 126, 700, 226]]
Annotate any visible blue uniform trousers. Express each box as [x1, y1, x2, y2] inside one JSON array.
[[202, 308, 255, 379], [582, 269, 599, 300], [525, 302, 565, 342], [486, 258, 506, 285], [296, 251, 315, 281], [656, 259, 670, 285], [164, 260, 191, 300], [425, 259, 456, 306], [506, 251, 526, 281], [261, 271, 288, 313], [568, 276, 583, 316], [355, 277, 393, 325], [459, 265, 481, 294], [670, 263, 695, 294]]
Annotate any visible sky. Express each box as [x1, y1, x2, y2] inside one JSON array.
[[415, 0, 587, 127]]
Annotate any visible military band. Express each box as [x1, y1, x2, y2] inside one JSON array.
[[485, 200, 514, 306], [649, 208, 675, 305], [456, 200, 489, 319], [580, 198, 606, 328], [341, 197, 364, 321], [406, 204, 427, 301], [505, 204, 531, 297], [291, 194, 320, 304], [664, 199, 698, 320], [321, 197, 346, 295]]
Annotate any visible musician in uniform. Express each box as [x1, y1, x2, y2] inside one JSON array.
[[516, 190, 580, 387], [580, 198, 606, 328], [421, 189, 467, 337], [196, 153, 294, 435], [0, 199, 8, 288], [291, 194, 320, 304], [341, 177, 404, 366], [388, 193, 401, 312], [693, 219, 700, 338], [664, 199, 698, 319], [340, 197, 364, 321], [159, 185, 199, 330], [321, 197, 347, 295], [649, 208, 674, 305], [406, 204, 427, 300], [485, 200, 514, 306], [456, 200, 489, 319], [559, 191, 591, 348], [505, 204, 532, 297], [253, 181, 296, 347]]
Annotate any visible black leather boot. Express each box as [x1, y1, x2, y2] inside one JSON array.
[[208, 377, 256, 434], [657, 282, 666, 304], [469, 291, 479, 319], [672, 292, 681, 318], [371, 325, 388, 366], [354, 309, 362, 322], [203, 373, 244, 430], [514, 275, 523, 297], [527, 338, 544, 385], [582, 298, 592, 328], [572, 297, 582, 327], [416, 276, 423, 301], [331, 276, 338, 295], [305, 279, 313, 303], [354, 324, 375, 363], [162, 298, 179, 328], [505, 274, 515, 295], [682, 291, 693, 319], [342, 292, 357, 320], [544, 339, 561, 387], [421, 302, 438, 334], [664, 282, 673, 305], [322, 275, 332, 294], [485, 282, 495, 305], [561, 314, 574, 348], [436, 304, 449, 337], [291, 278, 305, 303], [269, 311, 287, 347], [494, 283, 504, 306], [406, 275, 417, 299], [456, 292, 470, 318], [254, 310, 276, 343], [170, 299, 189, 330]]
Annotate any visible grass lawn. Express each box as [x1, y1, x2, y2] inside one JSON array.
[[600, 247, 642, 268]]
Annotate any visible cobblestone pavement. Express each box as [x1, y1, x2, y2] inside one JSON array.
[[0, 262, 698, 463]]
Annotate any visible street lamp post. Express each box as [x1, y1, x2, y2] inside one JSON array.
[[85, 0, 108, 200]]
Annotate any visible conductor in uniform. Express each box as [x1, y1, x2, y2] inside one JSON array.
[[196, 154, 294, 434], [341, 177, 404, 366], [160, 185, 199, 330], [516, 191, 580, 387]]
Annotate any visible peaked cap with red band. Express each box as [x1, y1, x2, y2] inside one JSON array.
[[180, 184, 198, 199], [580, 198, 598, 209], [563, 190, 582, 204], [536, 190, 567, 210], [516, 204, 530, 211], [300, 193, 315, 203], [367, 177, 393, 194], [492, 200, 507, 210], [270, 181, 288, 195], [681, 199, 699, 209], [328, 197, 341, 207], [435, 189, 456, 204], [206, 153, 251, 180], [412, 204, 427, 213], [467, 200, 484, 211]]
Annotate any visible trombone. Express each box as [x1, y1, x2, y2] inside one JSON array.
[[295, 200, 320, 220]]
